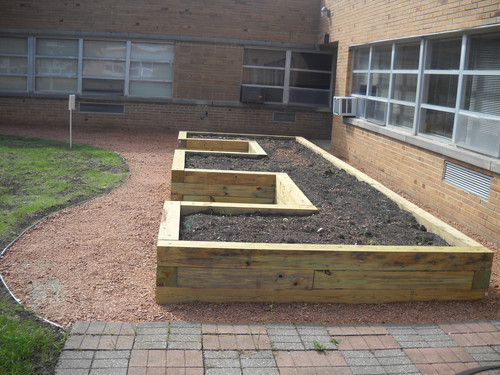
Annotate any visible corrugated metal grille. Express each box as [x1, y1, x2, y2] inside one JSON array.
[[443, 161, 491, 201], [273, 112, 296, 123]]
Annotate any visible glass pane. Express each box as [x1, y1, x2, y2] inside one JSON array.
[[351, 73, 368, 95], [291, 52, 332, 71], [371, 45, 392, 70], [290, 71, 330, 89], [392, 73, 417, 102], [420, 108, 454, 138], [0, 76, 26, 90], [353, 48, 369, 70], [242, 68, 284, 86], [468, 33, 500, 70], [83, 40, 126, 59], [366, 100, 386, 124], [36, 77, 77, 92], [82, 78, 124, 94], [389, 103, 414, 128], [455, 113, 500, 157], [130, 81, 172, 97], [289, 89, 329, 106], [36, 39, 78, 56], [36, 58, 77, 75], [0, 37, 27, 54], [131, 43, 174, 61], [394, 43, 420, 70], [83, 60, 125, 78], [243, 49, 286, 67], [423, 74, 458, 108], [130, 62, 172, 80], [426, 38, 461, 69], [0, 57, 27, 74], [462, 75, 500, 116], [369, 73, 390, 97]]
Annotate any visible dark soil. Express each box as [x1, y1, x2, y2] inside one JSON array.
[[181, 138, 449, 246]]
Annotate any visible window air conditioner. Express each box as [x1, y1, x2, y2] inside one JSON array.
[[333, 96, 357, 116]]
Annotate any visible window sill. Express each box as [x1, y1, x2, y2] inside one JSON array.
[[344, 117, 500, 174]]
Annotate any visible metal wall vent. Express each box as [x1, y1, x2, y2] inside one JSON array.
[[79, 103, 125, 114], [273, 112, 296, 123], [443, 161, 491, 201]]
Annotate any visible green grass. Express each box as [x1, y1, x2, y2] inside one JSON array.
[[0, 134, 130, 374]]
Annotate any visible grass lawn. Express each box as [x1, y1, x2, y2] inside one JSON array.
[[0, 134, 130, 374]]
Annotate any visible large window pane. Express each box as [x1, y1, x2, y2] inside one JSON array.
[[242, 68, 284, 86], [455, 113, 500, 157], [468, 33, 500, 70], [0, 57, 27, 74], [423, 74, 458, 107], [0, 76, 26, 90], [426, 38, 461, 69], [351, 73, 367, 95], [369, 73, 390, 97], [82, 78, 124, 94], [371, 45, 392, 70], [389, 104, 414, 128], [36, 77, 77, 92], [420, 108, 454, 138], [36, 58, 77, 75], [290, 71, 330, 89], [289, 89, 329, 106], [37, 39, 78, 56], [392, 74, 417, 102], [84, 41, 126, 59], [462, 75, 500, 116], [394, 43, 420, 70], [131, 43, 174, 61], [130, 62, 172, 80], [130, 81, 172, 97], [83, 60, 125, 78], [291, 52, 331, 71], [243, 49, 286, 67], [366, 100, 386, 124], [0, 37, 27, 54], [353, 48, 369, 70]]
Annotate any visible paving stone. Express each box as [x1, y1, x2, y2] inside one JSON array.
[[72, 321, 91, 335], [386, 324, 457, 348], [168, 341, 202, 350], [239, 350, 276, 368], [63, 334, 85, 350], [87, 322, 107, 335], [91, 358, 129, 369], [55, 369, 90, 375], [59, 351, 95, 360], [205, 368, 242, 375], [56, 358, 93, 370], [89, 369, 128, 375], [491, 320, 500, 330]]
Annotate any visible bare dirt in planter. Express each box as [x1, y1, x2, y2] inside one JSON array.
[[0, 124, 498, 328], [182, 138, 448, 246]]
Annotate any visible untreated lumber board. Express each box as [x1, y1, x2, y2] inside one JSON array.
[[171, 182, 275, 199], [156, 286, 486, 303], [177, 268, 313, 289], [183, 138, 249, 152], [157, 241, 493, 272], [157, 201, 181, 241], [312, 270, 474, 290], [178, 201, 318, 216], [182, 170, 277, 186], [181, 195, 275, 204]]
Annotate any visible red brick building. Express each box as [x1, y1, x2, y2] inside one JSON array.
[[1, 0, 499, 243]]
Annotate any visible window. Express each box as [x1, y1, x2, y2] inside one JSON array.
[[0, 36, 28, 91], [0, 35, 174, 99], [242, 48, 333, 107], [35, 38, 78, 93], [351, 31, 500, 158]]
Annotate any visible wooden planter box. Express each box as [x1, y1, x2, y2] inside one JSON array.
[[156, 133, 493, 304]]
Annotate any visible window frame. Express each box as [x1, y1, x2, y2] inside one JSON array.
[[350, 31, 500, 158], [242, 48, 334, 108]]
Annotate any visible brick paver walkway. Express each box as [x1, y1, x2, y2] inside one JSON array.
[[56, 320, 500, 375]]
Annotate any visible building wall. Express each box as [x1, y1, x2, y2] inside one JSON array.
[[0, 97, 332, 139], [1, 0, 320, 45], [322, 0, 500, 243]]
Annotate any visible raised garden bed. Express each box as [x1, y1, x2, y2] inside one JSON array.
[[156, 132, 493, 304]]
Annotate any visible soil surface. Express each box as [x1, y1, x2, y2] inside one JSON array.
[[182, 138, 448, 246], [0, 124, 498, 328]]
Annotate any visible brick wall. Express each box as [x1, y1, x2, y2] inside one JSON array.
[[0, 97, 332, 139], [1, 0, 320, 45], [174, 43, 243, 102], [321, 0, 500, 243]]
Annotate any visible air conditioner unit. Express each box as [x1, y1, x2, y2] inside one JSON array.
[[333, 96, 357, 116], [241, 87, 265, 103]]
